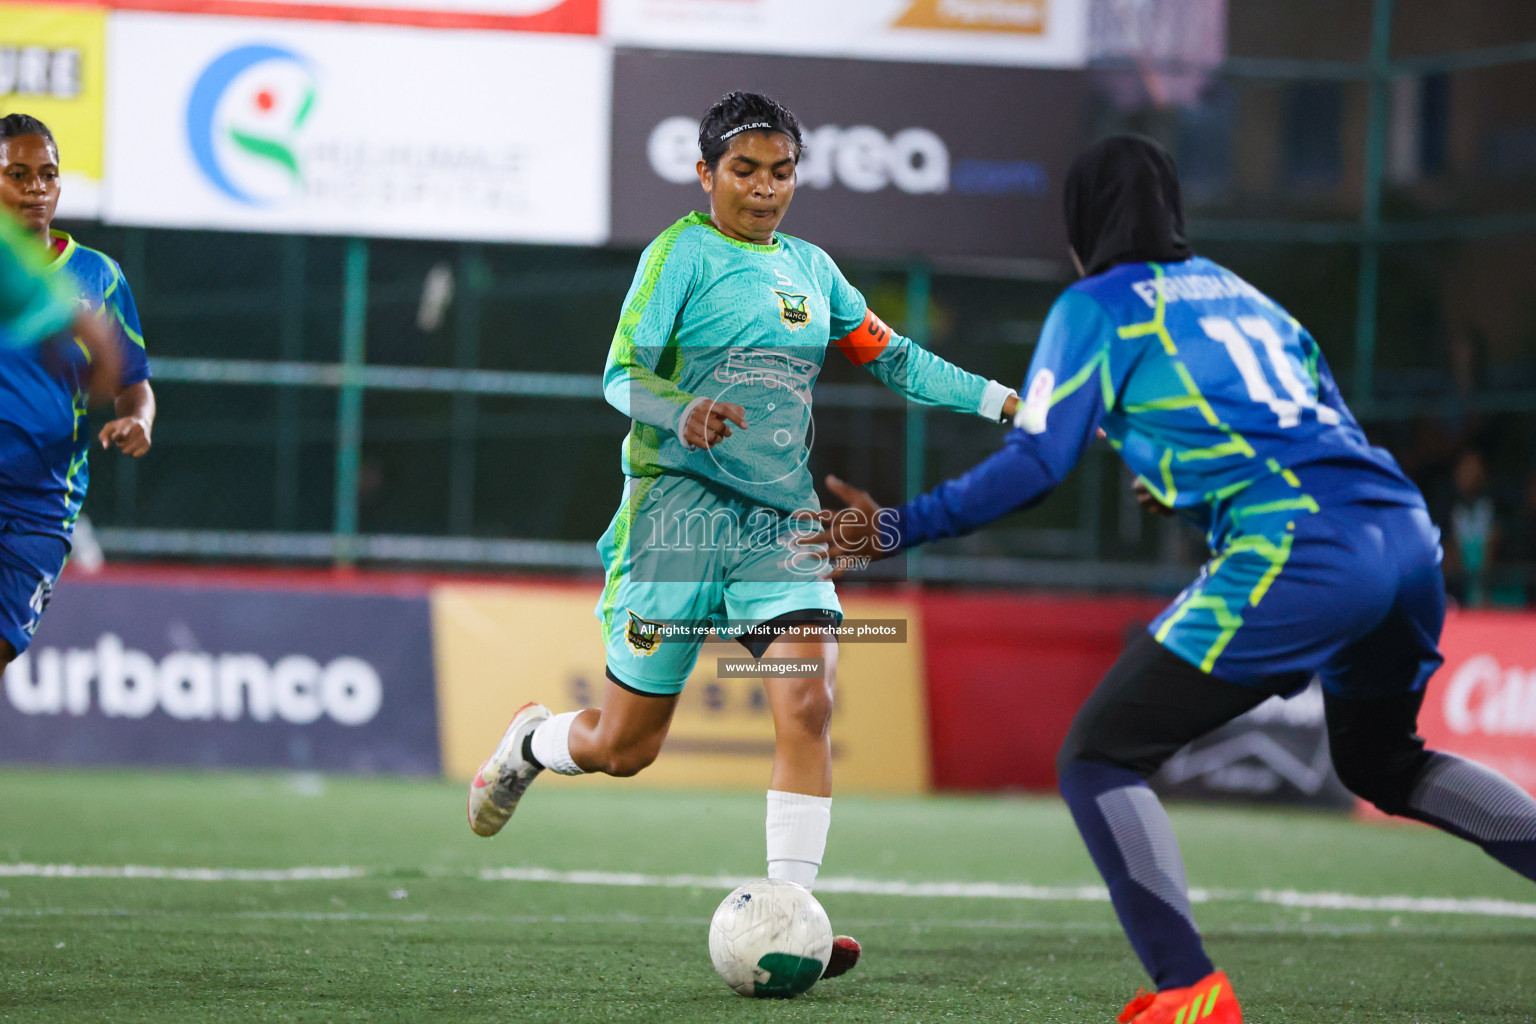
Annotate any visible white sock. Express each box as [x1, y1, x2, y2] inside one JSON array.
[[529, 711, 585, 776], [765, 790, 832, 891]]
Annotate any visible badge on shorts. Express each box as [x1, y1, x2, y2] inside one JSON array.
[[624, 608, 664, 656]]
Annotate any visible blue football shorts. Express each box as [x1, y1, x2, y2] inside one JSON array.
[[0, 524, 68, 657], [1152, 499, 1444, 698]]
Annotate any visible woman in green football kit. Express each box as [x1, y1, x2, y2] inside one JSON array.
[[467, 92, 1018, 979]]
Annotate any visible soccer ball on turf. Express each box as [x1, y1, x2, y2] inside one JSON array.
[[708, 878, 834, 998]]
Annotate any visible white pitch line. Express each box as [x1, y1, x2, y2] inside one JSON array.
[[1251, 888, 1536, 919], [480, 867, 1112, 903], [481, 867, 1536, 921], [7, 863, 1536, 921], [0, 863, 364, 882], [0, 907, 1463, 937]]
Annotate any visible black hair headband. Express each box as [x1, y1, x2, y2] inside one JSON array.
[[718, 121, 776, 142]]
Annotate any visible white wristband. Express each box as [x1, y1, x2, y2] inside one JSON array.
[[978, 380, 1015, 423], [675, 396, 708, 451]]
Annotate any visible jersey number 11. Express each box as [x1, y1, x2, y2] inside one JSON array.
[[1198, 315, 1340, 429]]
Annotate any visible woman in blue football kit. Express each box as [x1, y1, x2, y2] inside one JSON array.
[[813, 136, 1536, 1023], [0, 114, 156, 671]]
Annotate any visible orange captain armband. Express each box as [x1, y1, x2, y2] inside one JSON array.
[[834, 308, 894, 367]]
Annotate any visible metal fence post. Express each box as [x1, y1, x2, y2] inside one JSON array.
[[115, 227, 148, 525], [276, 234, 306, 529], [904, 261, 931, 580], [333, 238, 369, 564], [1353, 0, 1394, 411], [448, 244, 485, 535]]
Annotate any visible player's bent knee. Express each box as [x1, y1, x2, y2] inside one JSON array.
[[1330, 748, 1431, 815], [1055, 712, 1162, 781], [779, 677, 835, 738]]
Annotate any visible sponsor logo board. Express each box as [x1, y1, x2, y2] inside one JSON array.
[[1418, 610, 1536, 796], [0, 580, 439, 773], [1152, 681, 1353, 809], [0, 3, 108, 218], [605, 0, 1088, 69], [104, 13, 609, 243], [432, 583, 929, 793], [612, 49, 1088, 261]]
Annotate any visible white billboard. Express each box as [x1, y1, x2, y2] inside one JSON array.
[[103, 13, 609, 243], [604, 0, 1089, 68]]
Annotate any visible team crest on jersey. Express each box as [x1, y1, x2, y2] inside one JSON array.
[[772, 290, 811, 331], [624, 608, 664, 656]]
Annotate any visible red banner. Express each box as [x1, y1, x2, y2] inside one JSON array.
[[921, 591, 1165, 791], [1418, 610, 1536, 796], [104, 0, 598, 33]]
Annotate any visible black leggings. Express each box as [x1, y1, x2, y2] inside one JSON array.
[[1057, 631, 1434, 812]]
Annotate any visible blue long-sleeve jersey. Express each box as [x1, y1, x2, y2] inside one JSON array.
[[0, 232, 152, 538], [893, 257, 1422, 552]]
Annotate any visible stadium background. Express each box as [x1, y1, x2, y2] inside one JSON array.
[[2, 0, 1535, 801]]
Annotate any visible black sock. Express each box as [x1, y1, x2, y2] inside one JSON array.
[[522, 732, 544, 770]]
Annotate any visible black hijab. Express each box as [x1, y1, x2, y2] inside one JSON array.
[[1064, 135, 1192, 277]]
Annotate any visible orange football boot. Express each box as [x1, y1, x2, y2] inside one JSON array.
[[1117, 971, 1241, 1024]]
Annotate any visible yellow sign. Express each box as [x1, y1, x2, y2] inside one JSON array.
[[0, 3, 107, 216], [894, 0, 1047, 34], [433, 583, 930, 794]]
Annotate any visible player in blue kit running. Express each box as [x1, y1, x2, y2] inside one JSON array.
[[810, 135, 1536, 1022], [0, 114, 156, 670], [467, 92, 1019, 980]]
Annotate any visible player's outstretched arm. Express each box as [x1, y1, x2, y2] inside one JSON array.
[[805, 407, 1097, 567], [834, 308, 1016, 422], [809, 292, 1114, 564]]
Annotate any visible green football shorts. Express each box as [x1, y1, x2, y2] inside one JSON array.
[[594, 473, 841, 695]]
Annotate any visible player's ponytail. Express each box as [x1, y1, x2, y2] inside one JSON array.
[[698, 91, 804, 168], [0, 113, 56, 147]]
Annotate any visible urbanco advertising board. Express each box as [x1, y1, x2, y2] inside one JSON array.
[[0, 578, 440, 774], [611, 49, 1089, 262], [0, 2, 108, 218], [109, 0, 598, 33], [605, 0, 1088, 69], [103, 13, 609, 243]]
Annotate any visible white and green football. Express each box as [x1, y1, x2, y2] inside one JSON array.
[[708, 878, 834, 998]]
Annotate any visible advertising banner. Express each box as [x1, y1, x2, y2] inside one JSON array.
[[0, 578, 440, 773], [433, 583, 929, 793], [109, 0, 597, 33], [605, 0, 1089, 69], [921, 591, 1164, 790], [103, 13, 609, 243], [610, 49, 1088, 262], [0, 2, 107, 218], [1151, 681, 1353, 809], [1417, 610, 1536, 796]]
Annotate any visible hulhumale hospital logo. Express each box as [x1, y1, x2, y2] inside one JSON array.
[[186, 44, 318, 206]]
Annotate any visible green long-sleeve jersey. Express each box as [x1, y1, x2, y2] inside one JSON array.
[[605, 212, 1012, 513]]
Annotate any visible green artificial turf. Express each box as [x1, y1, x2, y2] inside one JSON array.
[[1, 768, 1533, 1022]]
